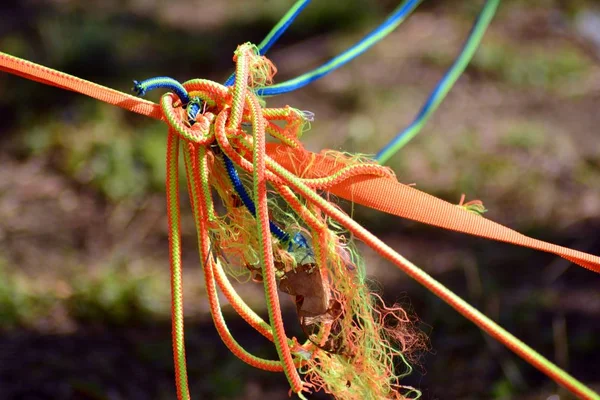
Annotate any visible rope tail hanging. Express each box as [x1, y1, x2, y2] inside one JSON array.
[[1, 1, 599, 399]]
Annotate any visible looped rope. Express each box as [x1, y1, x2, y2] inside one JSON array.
[[1, 10, 599, 398], [160, 92, 215, 144], [135, 74, 316, 271], [146, 43, 431, 398]]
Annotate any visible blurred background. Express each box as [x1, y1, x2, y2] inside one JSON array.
[[1, 0, 599, 399]]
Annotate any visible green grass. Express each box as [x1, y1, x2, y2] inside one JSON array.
[[67, 261, 170, 325], [0, 258, 171, 329], [471, 39, 591, 91], [22, 106, 169, 200], [0, 260, 54, 328], [422, 33, 591, 93], [500, 121, 546, 150]]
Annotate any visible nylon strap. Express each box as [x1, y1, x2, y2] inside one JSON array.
[[267, 143, 600, 274], [0, 52, 163, 120], [2, 51, 599, 275]]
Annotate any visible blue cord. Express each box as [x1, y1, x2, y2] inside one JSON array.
[[258, 0, 312, 56], [223, 155, 311, 252], [375, 0, 500, 163], [224, 0, 312, 87], [186, 97, 203, 124], [223, 155, 292, 243], [133, 77, 190, 104], [183, 93, 309, 251], [256, 0, 422, 96]]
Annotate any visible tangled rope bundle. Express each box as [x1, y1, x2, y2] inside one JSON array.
[[145, 44, 428, 399], [1, 1, 600, 399]]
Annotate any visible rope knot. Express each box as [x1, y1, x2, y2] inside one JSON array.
[[161, 92, 214, 144], [233, 43, 277, 88]]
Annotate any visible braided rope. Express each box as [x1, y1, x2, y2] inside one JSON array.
[[165, 130, 190, 400], [159, 45, 600, 398], [1, 1, 599, 398]]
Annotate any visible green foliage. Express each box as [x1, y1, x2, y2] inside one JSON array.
[[207, 359, 246, 398], [471, 39, 591, 91], [492, 378, 515, 399], [423, 34, 591, 92], [22, 106, 168, 200], [0, 260, 53, 328], [0, 258, 170, 329], [66, 261, 169, 325], [500, 121, 546, 150]]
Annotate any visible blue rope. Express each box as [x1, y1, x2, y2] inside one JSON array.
[[186, 97, 203, 124], [224, 0, 312, 87], [223, 155, 291, 244], [133, 77, 190, 104], [375, 0, 500, 163], [256, 0, 422, 96], [258, 0, 311, 56]]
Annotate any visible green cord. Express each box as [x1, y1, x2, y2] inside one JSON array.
[[166, 133, 191, 400]]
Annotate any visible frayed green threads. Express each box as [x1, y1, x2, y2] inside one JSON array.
[[458, 194, 488, 216]]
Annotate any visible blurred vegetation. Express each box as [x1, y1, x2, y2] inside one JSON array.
[[23, 107, 168, 199], [1, 0, 600, 399], [0, 257, 170, 328]]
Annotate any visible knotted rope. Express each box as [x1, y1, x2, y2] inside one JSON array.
[[1, 1, 599, 398], [142, 43, 423, 399]]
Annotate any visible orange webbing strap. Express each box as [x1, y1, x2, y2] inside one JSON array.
[[0, 52, 163, 120], [267, 143, 600, 274], [3, 51, 599, 274]]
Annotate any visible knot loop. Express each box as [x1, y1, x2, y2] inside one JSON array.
[[233, 43, 277, 88], [160, 92, 214, 144]]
